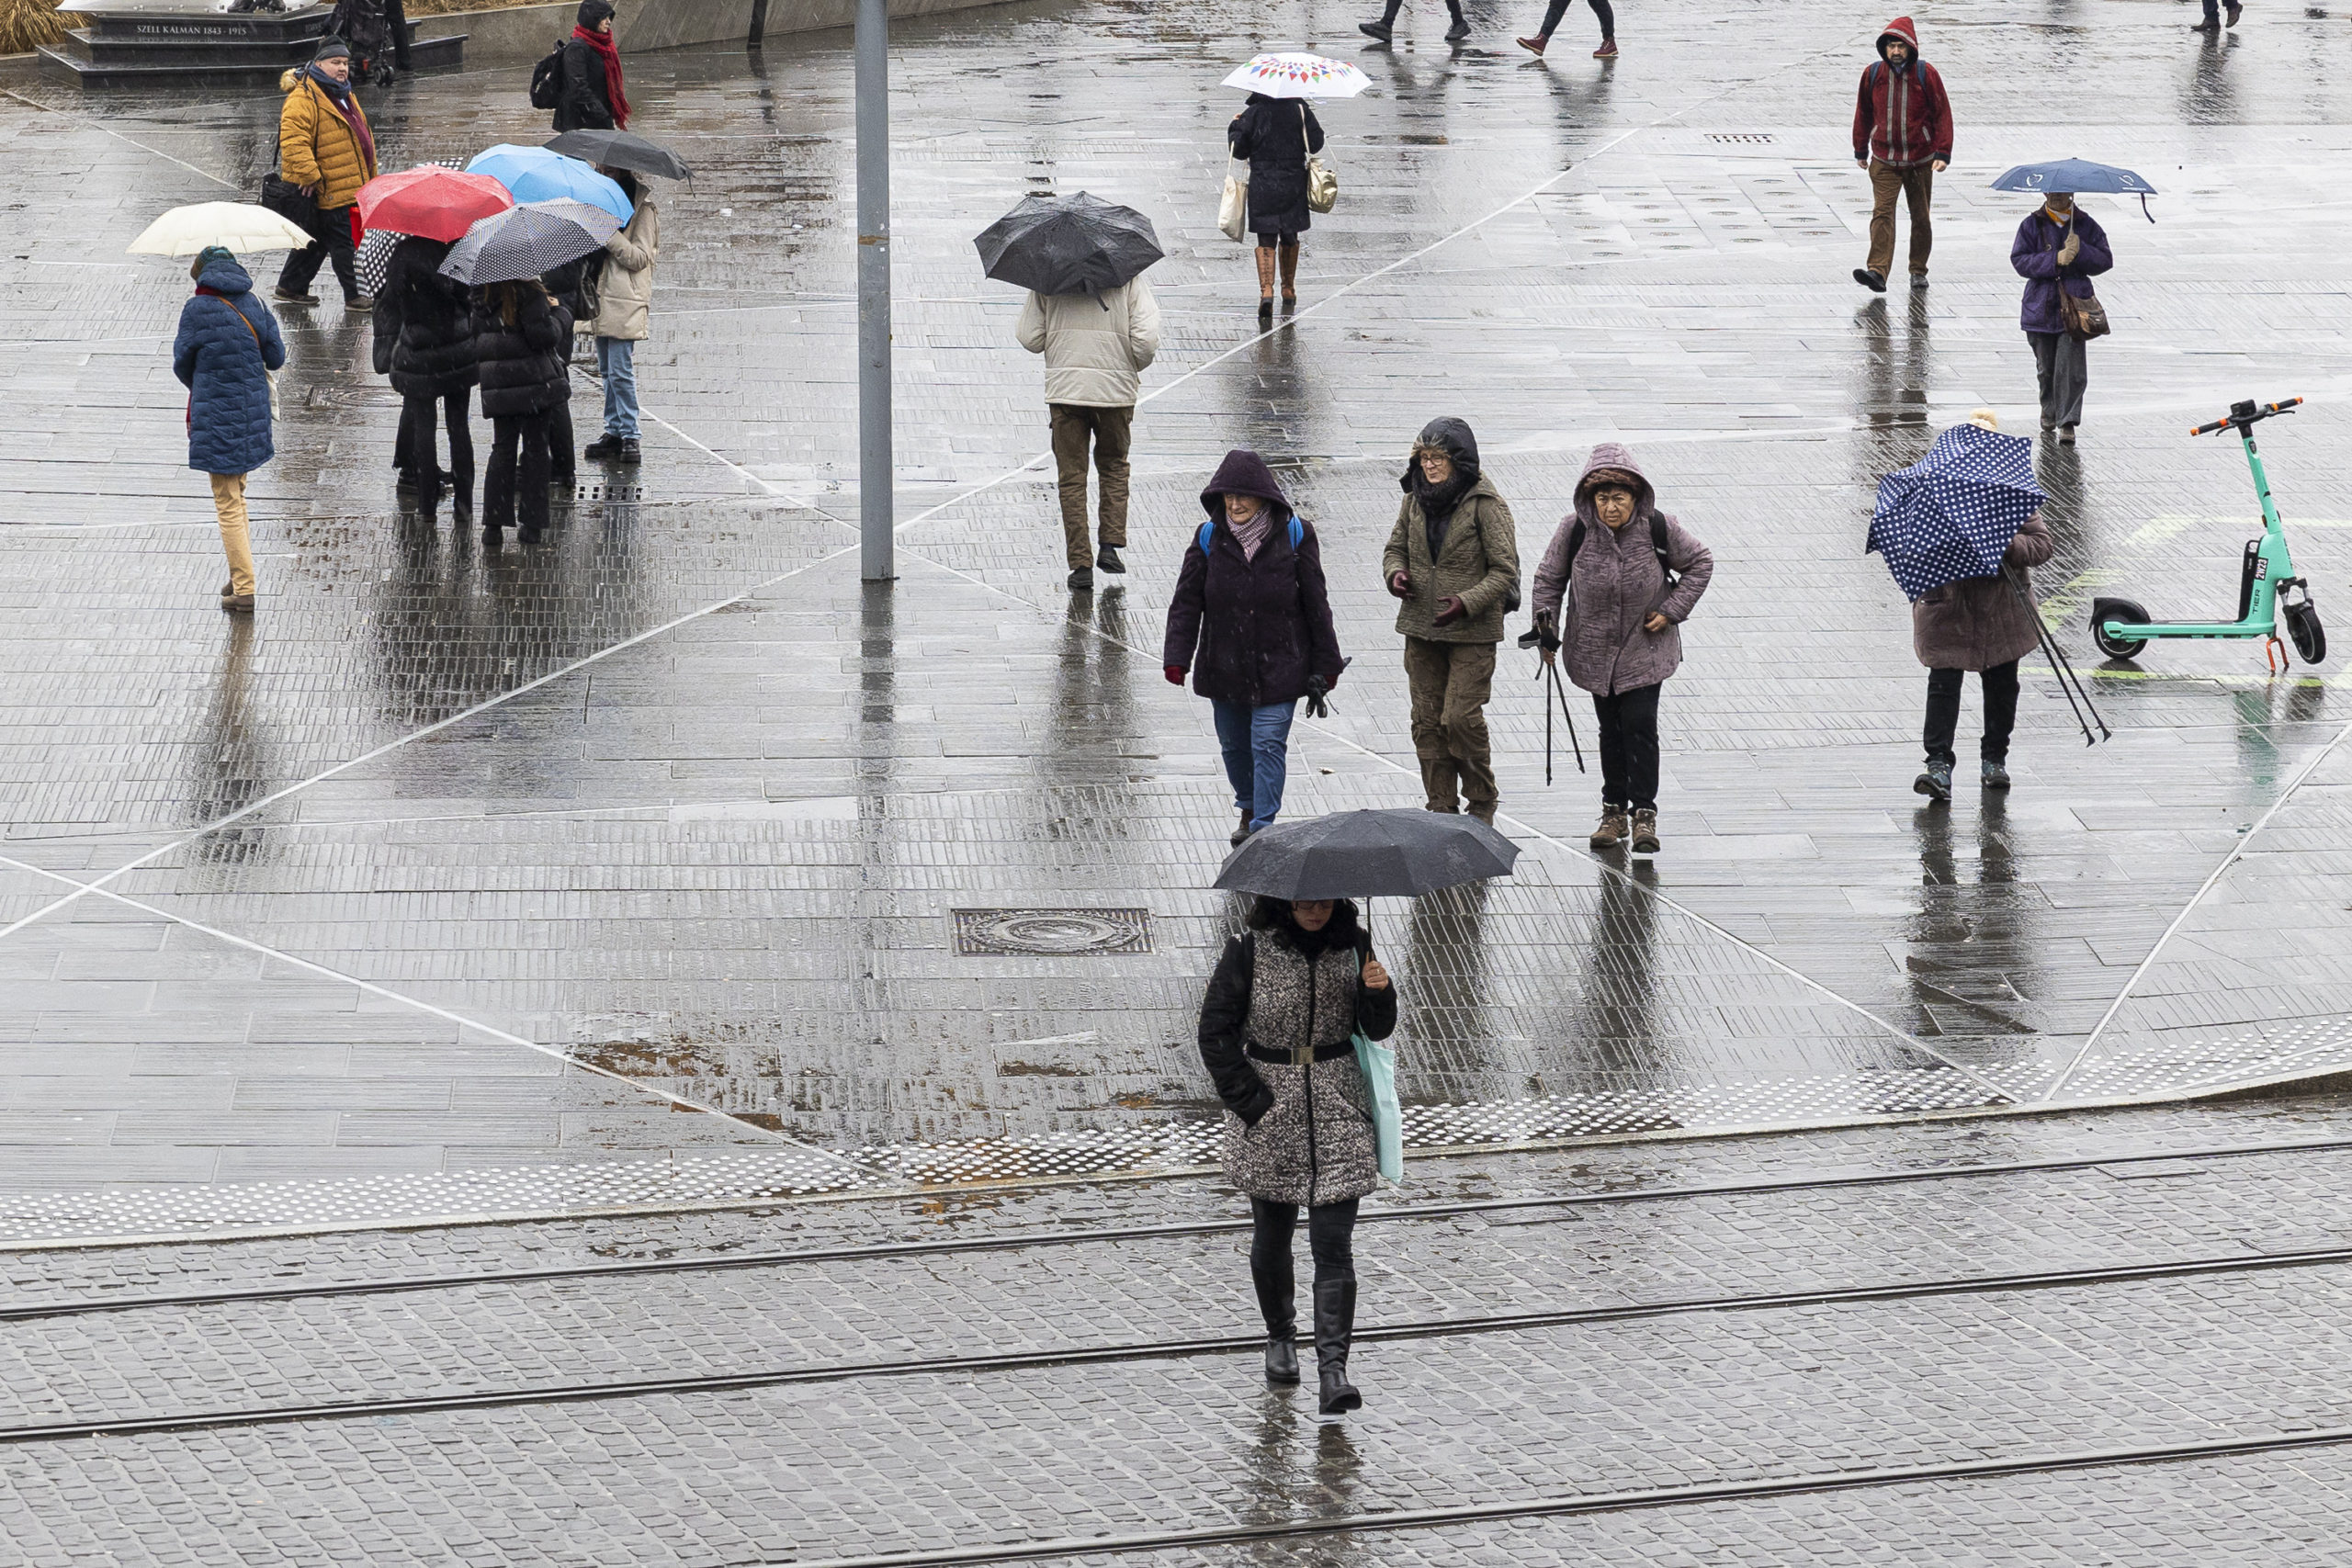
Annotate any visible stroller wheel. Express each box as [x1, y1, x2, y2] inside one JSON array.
[[2090, 597, 2150, 660], [2286, 600, 2327, 666]]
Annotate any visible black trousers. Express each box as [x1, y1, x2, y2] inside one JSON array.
[[1378, 0, 1464, 21], [1924, 661, 2020, 766], [278, 204, 358, 301], [546, 371, 575, 482], [485, 414, 550, 535], [1251, 1196, 1359, 1291], [401, 388, 474, 498], [1537, 0, 1613, 38], [1592, 682, 1663, 811]]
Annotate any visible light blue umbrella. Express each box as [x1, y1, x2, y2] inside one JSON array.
[[464, 144, 633, 224], [1869, 423, 2046, 603], [1990, 157, 2157, 220]]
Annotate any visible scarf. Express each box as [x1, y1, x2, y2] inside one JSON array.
[[1412, 468, 1476, 558], [307, 67, 376, 175], [1229, 506, 1275, 560], [571, 24, 631, 129]]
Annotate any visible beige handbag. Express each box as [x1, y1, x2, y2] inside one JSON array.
[[1307, 154, 1338, 215], [1218, 159, 1249, 243]]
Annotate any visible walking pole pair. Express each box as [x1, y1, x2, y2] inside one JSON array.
[[2007, 570, 2110, 746], [1522, 621, 1587, 784]]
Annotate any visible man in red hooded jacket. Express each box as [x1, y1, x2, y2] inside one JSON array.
[[1851, 17, 1952, 294]]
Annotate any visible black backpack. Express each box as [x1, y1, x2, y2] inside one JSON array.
[[1562, 513, 1676, 590], [528, 38, 565, 109]]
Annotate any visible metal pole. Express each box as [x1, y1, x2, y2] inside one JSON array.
[[855, 0, 893, 581]]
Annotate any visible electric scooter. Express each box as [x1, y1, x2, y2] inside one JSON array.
[[2091, 396, 2325, 671]]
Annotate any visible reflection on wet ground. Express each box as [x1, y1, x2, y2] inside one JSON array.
[[1, 0, 2350, 1233]]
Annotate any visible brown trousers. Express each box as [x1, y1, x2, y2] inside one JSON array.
[[1403, 636, 1498, 814], [1048, 402, 1132, 570], [1866, 158, 1935, 278]]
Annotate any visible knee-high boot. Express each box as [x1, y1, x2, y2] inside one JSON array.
[[1314, 1276, 1362, 1415], [1252, 1252, 1300, 1383], [1278, 241, 1299, 304]]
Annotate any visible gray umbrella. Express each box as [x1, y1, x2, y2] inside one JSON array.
[[974, 190, 1162, 299], [1214, 809, 1520, 901], [437, 199, 619, 286], [544, 130, 693, 182]]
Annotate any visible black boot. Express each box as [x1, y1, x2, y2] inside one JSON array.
[[1253, 1258, 1300, 1384], [1358, 0, 1399, 41], [1443, 1, 1470, 39], [1314, 1277, 1362, 1415]]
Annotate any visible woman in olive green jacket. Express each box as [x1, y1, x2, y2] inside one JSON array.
[[1380, 417, 1521, 821]]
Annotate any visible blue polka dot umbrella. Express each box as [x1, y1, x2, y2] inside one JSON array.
[[1869, 423, 2048, 603]]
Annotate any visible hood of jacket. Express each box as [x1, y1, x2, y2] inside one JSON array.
[[195, 254, 254, 296], [1398, 415, 1480, 492], [1200, 448, 1293, 523], [1571, 442, 1657, 528], [1876, 15, 1920, 60]]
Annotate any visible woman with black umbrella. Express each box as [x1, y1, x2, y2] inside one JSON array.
[[1196, 895, 1396, 1416], [1228, 94, 1324, 320]]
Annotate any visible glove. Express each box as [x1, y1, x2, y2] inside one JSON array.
[[1386, 570, 1412, 600], [2056, 232, 2080, 266], [1432, 595, 1467, 627], [1164, 665, 1186, 686], [1324, 669, 1340, 691]]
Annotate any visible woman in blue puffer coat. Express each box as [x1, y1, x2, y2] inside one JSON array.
[[173, 246, 286, 615]]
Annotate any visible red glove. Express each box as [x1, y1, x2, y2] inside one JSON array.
[[1165, 665, 1186, 686], [1433, 595, 1467, 626]]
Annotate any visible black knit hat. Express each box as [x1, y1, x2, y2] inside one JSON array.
[[577, 0, 616, 26], [311, 36, 351, 59]]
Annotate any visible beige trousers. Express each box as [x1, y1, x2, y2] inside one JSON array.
[[210, 472, 254, 597]]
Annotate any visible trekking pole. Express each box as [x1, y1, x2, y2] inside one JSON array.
[[2041, 616, 2111, 742], [1536, 654, 1555, 785], [2008, 573, 2102, 746], [1548, 657, 1587, 773]]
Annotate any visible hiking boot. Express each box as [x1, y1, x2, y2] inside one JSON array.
[[583, 434, 624, 460], [2225, 1, 2241, 23], [1914, 761, 1953, 802], [1983, 760, 2012, 791], [616, 438, 642, 464], [2058, 424, 2076, 446], [1096, 543, 1125, 574], [1230, 810, 1253, 848], [345, 294, 375, 311], [1357, 17, 1392, 40], [1068, 567, 1094, 592], [1592, 38, 1618, 56], [274, 287, 317, 306], [1910, 273, 1929, 289], [1853, 267, 1888, 293], [1442, 16, 1471, 39], [220, 592, 254, 614], [2189, 16, 2220, 28], [1467, 800, 1498, 826], [1514, 33, 1548, 53], [1630, 808, 1660, 853], [1589, 809, 1629, 849]]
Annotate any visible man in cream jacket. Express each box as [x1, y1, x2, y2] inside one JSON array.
[[1017, 274, 1160, 590]]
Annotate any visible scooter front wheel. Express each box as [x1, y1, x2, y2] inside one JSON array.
[[2091, 598, 2150, 660], [2287, 601, 2327, 665]]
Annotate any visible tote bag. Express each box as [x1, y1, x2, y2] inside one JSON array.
[[1351, 1029, 1402, 1184], [1218, 160, 1249, 243]]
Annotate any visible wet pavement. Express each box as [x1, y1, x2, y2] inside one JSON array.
[[2, 0, 2351, 1241]]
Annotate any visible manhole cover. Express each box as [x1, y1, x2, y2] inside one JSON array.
[[1708, 132, 1775, 143], [954, 908, 1152, 956]]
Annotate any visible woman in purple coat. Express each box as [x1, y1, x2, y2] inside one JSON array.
[[2009, 192, 2112, 444], [1163, 450, 1345, 845]]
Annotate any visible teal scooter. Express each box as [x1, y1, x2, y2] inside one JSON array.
[[2092, 396, 2326, 671]]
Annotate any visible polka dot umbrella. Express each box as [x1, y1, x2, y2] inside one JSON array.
[[1219, 51, 1371, 100], [1869, 422, 2047, 603]]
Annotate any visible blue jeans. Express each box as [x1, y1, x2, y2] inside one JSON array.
[[1211, 699, 1296, 830], [597, 336, 639, 438]]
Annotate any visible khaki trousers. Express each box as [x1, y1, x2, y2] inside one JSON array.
[[209, 472, 254, 597], [1049, 402, 1132, 570], [1867, 159, 1935, 279], [1403, 636, 1498, 813]]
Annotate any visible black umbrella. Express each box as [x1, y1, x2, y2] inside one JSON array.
[[439, 199, 618, 285], [974, 190, 1162, 299], [1215, 808, 1520, 901], [544, 130, 693, 182]]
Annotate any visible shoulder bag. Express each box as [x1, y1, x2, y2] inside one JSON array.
[[1303, 104, 1338, 215], [2051, 220, 2110, 342], [1218, 158, 1249, 243], [227, 299, 281, 420], [1349, 939, 1401, 1184]]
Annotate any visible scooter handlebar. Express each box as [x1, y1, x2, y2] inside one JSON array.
[[2193, 396, 2302, 435]]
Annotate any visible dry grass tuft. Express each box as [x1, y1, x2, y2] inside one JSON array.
[[0, 0, 69, 55]]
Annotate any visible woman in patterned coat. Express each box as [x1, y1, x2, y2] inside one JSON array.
[[1196, 896, 1396, 1416]]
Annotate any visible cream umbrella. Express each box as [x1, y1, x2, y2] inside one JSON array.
[[127, 202, 315, 257]]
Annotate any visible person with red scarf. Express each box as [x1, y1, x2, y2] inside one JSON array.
[[553, 0, 628, 132]]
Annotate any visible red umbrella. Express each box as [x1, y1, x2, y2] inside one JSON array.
[[356, 166, 514, 243]]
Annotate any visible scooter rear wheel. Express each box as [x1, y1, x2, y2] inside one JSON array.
[[2092, 599, 2150, 660], [2287, 601, 2327, 666]]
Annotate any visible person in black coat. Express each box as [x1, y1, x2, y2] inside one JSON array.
[[1162, 449, 1345, 844], [552, 0, 628, 133], [1228, 94, 1324, 320], [472, 279, 571, 541], [379, 236, 477, 518]]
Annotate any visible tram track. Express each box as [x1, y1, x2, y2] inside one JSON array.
[[6, 1131, 2346, 1325], [6, 1236, 2349, 1448]]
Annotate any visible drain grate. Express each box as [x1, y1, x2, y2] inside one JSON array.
[[571, 484, 645, 502], [954, 908, 1152, 956], [1708, 132, 1775, 143]]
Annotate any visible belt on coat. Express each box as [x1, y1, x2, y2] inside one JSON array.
[[1246, 1041, 1357, 1066]]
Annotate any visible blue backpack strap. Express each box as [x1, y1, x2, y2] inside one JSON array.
[[1197, 519, 1216, 557], [1288, 516, 1304, 549]]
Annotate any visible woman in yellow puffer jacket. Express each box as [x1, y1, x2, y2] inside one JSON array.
[[273, 41, 379, 310]]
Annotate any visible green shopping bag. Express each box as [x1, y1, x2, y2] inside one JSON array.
[[1351, 1029, 1402, 1185]]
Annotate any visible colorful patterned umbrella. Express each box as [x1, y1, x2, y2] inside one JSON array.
[[1219, 52, 1371, 100]]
